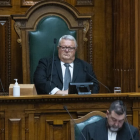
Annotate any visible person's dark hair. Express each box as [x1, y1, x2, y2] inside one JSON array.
[[109, 100, 126, 115]]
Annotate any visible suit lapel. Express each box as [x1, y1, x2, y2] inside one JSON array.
[[54, 57, 63, 83], [72, 58, 80, 82], [116, 123, 130, 140]]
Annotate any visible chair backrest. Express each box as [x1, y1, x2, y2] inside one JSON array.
[[11, 1, 92, 84], [70, 111, 106, 140], [29, 15, 76, 83]]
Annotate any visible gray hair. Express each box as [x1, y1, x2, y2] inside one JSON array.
[[109, 100, 126, 115], [58, 35, 78, 48]]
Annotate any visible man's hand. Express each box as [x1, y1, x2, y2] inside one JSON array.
[[56, 90, 68, 95]]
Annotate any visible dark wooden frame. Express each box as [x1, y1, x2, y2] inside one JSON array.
[[135, 0, 140, 92], [11, 1, 93, 84], [0, 16, 11, 93], [20, 0, 94, 7], [76, 0, 94, 6]]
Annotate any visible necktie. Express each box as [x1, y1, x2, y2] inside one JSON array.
[[64, 63, 71, 90]]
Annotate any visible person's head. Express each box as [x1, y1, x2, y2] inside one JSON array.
[[57, 35, 77, 63], [106, 100, 126, 132]]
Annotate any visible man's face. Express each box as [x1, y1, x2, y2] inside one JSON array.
[[58, 39, 77, 63], [106, 110, 125, 132]]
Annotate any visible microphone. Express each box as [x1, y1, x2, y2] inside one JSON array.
[[50, 38, 57, 94], [54, 38, 57, 44], [63, 106, 86, 140], [119, 100, 134, 140], [84, 67, 111, 93], [0, 78, 4, 92]]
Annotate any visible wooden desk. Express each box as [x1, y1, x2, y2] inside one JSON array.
[[0, 93, 139, 140]]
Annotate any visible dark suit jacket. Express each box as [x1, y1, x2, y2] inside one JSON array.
[[34, 56, 99, 94], [78, 118, 140, 140]]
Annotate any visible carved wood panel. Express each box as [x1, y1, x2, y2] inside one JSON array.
[[0, 0, 11, 6], [0, 16, 11, 93], [76, 0, 94, 6], [5, 109, 25, 140], [21, 0, 37, 6], [0, 94, 138, 139], [136, 0, 140, 91], [113, 0, 135, 92], [8, 118, 21, 140], [21, 0, 65, 6], [0, 111, 5, 140], [46, 120, 70, 140], [25, 110, 70, 140]]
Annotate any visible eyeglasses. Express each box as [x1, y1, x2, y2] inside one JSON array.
[[59, 46, 76, 52]]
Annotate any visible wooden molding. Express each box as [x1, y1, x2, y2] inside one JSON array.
[[113, 0, 136, 92], [0, 16, 11, 93], [0, 93, 134, 103], [21, 0, 64, 6], [21, 0, 37, 6], [0, 0, 11, 6], [135, 0, 140, 91], [89, 19, 93, 65]]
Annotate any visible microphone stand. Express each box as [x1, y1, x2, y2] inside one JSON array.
[[50, 38, 57, 94], [63, 106, 86, 140], [84, 68, 111, 93]]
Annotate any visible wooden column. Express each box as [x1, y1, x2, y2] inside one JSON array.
[[113, 0, 135, 92]]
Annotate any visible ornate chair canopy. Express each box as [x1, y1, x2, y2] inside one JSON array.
[[12, 1, 92, 83]]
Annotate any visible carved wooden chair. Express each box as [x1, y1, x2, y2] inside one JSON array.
[[70, 111, 106, 140], [11, 1, 93, 84]]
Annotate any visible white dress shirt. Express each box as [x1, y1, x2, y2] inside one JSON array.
[[49, 61, 74, 95], [108, 129, 117, 140]]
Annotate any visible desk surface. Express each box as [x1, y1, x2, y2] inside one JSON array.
[[0, 92, 137, 98], [0, 92, 138, 103]]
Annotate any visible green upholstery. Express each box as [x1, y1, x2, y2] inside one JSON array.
[[29, 16, 76, 83], [75, 115, 104, 140]]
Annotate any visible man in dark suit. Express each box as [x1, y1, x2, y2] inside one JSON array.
[[34, 35, 99, 95], [78, 100, 140, 140]]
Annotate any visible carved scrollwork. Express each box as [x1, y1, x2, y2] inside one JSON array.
[[22, 0, 38, 6], [0, 0, 11, 6], [0, 95, 130, 103], [83, 20, 89, 42], [89, 19, 93, 65], [14, 22, 22, 44]]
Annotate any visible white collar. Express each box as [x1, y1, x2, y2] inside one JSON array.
[[61, 61, 74, 68]]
